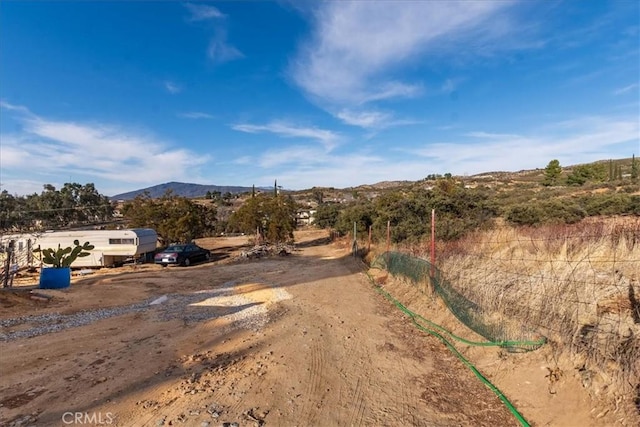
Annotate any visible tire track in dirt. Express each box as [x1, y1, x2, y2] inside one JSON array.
[[347, 375, 367, 427], [333, 319, 372, 426], [342, 331, 372, 427], [298, 338, 327, 425]]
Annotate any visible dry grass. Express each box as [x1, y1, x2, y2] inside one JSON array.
[[365, 217, 640, 418], [420, 217, 640, 416]]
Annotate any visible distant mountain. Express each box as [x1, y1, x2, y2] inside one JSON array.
[[111, 182, 258, 200]]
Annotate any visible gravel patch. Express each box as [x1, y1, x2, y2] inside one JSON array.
[[158, 280, 291, 331], [0, 300, 153, 341], [0, 280, 291, 342]]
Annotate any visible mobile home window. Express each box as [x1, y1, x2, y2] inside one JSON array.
[[109, 238, 135, 245]]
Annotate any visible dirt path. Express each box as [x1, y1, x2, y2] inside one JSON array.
[[0, 230, 612, 426]]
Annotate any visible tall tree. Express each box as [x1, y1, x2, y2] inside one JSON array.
[[631, 154, 638, 182], [609, 160, 614, 181], [543, 159, 562, 186]]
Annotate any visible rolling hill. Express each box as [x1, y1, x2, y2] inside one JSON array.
[[110, 182, 257, 200]]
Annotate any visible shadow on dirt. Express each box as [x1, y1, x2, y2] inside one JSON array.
[[30, 329, 261, 426], [294, 236, 333, 248], [207, 251, 231, 263]]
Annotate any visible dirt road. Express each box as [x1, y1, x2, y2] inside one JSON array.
[[0, 230, 615, 426]]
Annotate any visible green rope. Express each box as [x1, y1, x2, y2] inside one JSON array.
[[367, 273, 530, 427]]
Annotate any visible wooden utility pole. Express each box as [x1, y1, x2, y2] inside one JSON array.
[[3, 240, 14, 288]]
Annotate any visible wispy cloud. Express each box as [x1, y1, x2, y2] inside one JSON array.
[[182, 3, 243, 64], [613, 83, 639, 95], [336, 110, 392, 129], [406, 115, 639, 175], [249, 151, 427, 190], [0, 100, 36, 117], [164, 80, 182, 94], [257, 146, 329, 168], [226, 142, 394, 189], [291, 2, 517, 108], [184, 3, 224, 21], [207, 32, 244, 63], [0, 103, 208, 195], [336, 109, 420, 130], [178, 111, 215, 119], [232, 121, 340, 150]]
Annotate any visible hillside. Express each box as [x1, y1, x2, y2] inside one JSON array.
[[111, 157, 637, 201], [110, 182, 257, 200]]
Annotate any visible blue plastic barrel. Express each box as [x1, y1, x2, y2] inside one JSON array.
[[39, 267, 71, 289]]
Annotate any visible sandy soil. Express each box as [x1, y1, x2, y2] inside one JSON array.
[[0, 229, 624, 426]]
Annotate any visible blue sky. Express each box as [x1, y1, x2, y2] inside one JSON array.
[[1, 1, 638, 196]]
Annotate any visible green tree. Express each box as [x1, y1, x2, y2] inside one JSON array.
[[0, 183, 112, 231], [122, 191, 216, 244], [631, 154, 638, 182], [0, 191, 21, 230], [227, 196, 264, 235], [314, 203, 340, 229], [59, 182, 113, 225], [335, 201, 375, 238], [227, 193, 297, 243], [264, 196, 297, 242], [543, 159, 562, 186], [371, 190, 430, 243], [566, 163, 606, 186], [608, 160, 614, 182]]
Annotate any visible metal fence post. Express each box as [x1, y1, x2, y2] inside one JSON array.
[[430, 210, 436, 295]]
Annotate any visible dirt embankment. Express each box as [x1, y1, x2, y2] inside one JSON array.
[[0, 229, 627, 426]]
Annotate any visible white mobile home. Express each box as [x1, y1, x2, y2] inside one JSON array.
[[0, 228, 158, 268]]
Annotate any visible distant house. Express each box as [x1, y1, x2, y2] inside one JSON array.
[[296, 209, 316, 226], [0, 228, 158, 269]]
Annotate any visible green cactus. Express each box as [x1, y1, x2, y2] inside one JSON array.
[[36, 240, 95, 268]]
